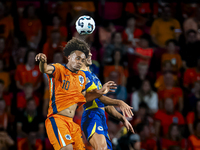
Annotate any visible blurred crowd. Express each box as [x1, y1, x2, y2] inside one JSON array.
[[1, 0, 200, 150]]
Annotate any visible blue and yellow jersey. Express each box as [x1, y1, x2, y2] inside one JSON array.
[[81, 70, 105, 110]]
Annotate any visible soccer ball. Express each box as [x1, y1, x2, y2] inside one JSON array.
[[75, 15, 95, 35]]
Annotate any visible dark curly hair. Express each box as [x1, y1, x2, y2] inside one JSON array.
[[63, 37, 89, 58]]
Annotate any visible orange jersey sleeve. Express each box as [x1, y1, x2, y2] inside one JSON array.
[[47, 63, 86, 117]]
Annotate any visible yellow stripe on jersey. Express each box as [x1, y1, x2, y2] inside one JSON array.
[[85, 100, 98, 110], [88, 122, 96, 140], [86, 82, 98, 92]]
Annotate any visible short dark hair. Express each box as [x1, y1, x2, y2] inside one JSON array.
[[186, 29, 196, 36], [0, 79, 4, 85], [135, 122, 147, 134], [193, 119, 200, 130], [63, 37, 89, 57], [24, 49, 36, 64], [140, 34, 151, 42], [165, 39, 177, 46]]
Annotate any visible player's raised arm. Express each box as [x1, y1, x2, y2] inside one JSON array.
[[105, 106, 134, 133], [82, 81, 117, 102], [99, 95, 134, 118], [35, 53, 54, 74]]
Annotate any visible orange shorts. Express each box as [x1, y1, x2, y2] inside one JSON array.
[[45, 114, 85, 150]]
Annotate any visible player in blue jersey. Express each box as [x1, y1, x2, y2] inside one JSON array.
[[81, 50, 134, 150]]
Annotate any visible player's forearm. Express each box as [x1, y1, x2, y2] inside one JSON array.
[[105, 106, 124, 122], [39, 61, 48, 73], [85, 89, 102, 102], [99, 95, 121, 106]]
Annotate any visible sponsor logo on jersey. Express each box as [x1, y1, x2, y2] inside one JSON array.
[[65, 134, 72, 140], [98, 126, 103, 131]]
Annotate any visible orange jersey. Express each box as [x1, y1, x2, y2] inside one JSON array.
[[47, 63, 86, 117]]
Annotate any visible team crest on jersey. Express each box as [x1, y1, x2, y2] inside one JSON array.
[[98, 126, 103, 131], [79, 75, 84, 84], [98, 81, 102, 89], [65, 134, 72, 140]]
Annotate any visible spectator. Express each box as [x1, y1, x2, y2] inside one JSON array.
[[104, 50, 128, 86], [155, 69, 178, 91], [46, 14, 68, 41], [104, 50, 128, 100], [103, 32, 127, 65], [154, 98, 185, 138], [43, 30, 67, 63], [183, 57, 200, 89], [0, 59, 10, 91], [0, 80, 11, 113], [15, 50, 42, 91], [117, 132, 141, 150], [12, 46, 28, 66], [162, 124, 186, 150], [0, 37, 10, 69], [158, 71, 183, 111], [180, 30, 200, 68], [0, 128, 14, 150], [98, 21, 116, 47], [0, 2, 14, 40], [17, 131, 43, 150], [136, 122, 157, 150], [188, 119, 200, 150], [17, 83, 39, 111], [131, 80, 158, 114], [188, 81, 200, 109], [122, 17, 143, 47], [131, 102, 155, 136], [161, 39, 182, 73], [132, 34, 154, 71], [128, 62, 151, 92], [183, 7, 200, 40], [156, 60, 174, 79], [186, 100, 200, 135], [0, 99, 8, 130], [20, 4, 42, 49], [17, 98, 44, 138], [150, 5, 181, 47]]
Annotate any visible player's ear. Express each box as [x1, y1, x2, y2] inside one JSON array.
[[67, 55, 71, 60]]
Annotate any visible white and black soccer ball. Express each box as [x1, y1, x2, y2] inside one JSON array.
[[75, 15, 95, 35]]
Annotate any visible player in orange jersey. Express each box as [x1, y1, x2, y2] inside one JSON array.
[[35, 38, 116, 150]]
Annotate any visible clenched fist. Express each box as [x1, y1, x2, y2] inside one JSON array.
[[35, 53, 47, 63]]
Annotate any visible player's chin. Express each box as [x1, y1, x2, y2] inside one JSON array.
[[74, 66, 82, 71]]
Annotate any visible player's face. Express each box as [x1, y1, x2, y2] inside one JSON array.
[[68, 51, 86, 71], [85, 51, 92, 66]]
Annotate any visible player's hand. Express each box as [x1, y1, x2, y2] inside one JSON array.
[[100, 81, 117, 94], [122, 116, 134, 133], [118, 101, 133, 118], [35, 53, 47, 63]]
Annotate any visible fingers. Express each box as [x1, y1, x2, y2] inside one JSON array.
[[108, 90, 116, 93], [35, 53, 47, 62], [129, 124, 134, 133], [124, 109, 132, 118]]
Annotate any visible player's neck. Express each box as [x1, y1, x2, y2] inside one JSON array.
[[81, 65, 90, 71], [66, 64, 77, 73]]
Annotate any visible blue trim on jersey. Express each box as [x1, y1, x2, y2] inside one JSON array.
[[49, 65, 55, 74], [51, 78, 57, 114], [49, 117, 60, 146]]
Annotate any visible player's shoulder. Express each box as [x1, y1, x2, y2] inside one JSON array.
[[80, 70, 92, 78]]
